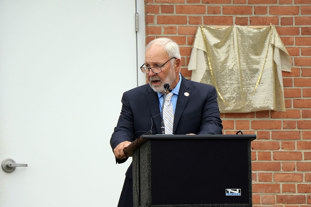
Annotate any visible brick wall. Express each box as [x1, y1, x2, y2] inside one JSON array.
[[145, 0, 311, 206]]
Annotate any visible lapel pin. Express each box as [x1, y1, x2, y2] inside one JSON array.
[[184, 92, 190, 97]]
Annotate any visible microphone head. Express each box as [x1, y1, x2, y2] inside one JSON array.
[[164, 83, 170, 90]]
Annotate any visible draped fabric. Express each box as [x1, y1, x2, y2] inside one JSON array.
[[188, 25, 291, 113]]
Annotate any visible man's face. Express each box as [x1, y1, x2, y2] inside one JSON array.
[[145, 44, 180, 93]]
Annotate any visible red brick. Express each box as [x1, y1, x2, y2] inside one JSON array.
[[295, 0, 311, 3], [252, 120, 282, 129], [187, 0, 201, 3], [298, 184, 311, 193], [178, 26, 197, 35], [301, 47, 311, 56], [284, 88, 301, 98], [283, 120, 297, 129], [302, 131, 311, 139], [176, 5, 206, 14], [261, 195, 276, 204], [202, 0, 231, 3], [163, 26, 177, 34], [250, 16, 279, 25], [283, 78, 293, 87], [222, 120, 234, 130], [282, 67, 300, 77], [294, 100, 311, 109], [302, 27, 311, 35], [281, 141, 296, 150], [294, 78, 311, 87], [279, 0, 292, 3], [253, 194, 260, 204], [146, 15, 155, 24], [203, 16, 233, 25], [157, 15, 187, 24], [302, 110, 311, 118], [223, 6, 252, 15], [155, 0, 185, 2], [302, 68, 311, 77], [207, 6, 221, 14], [161, 5, 174, 14], [235, 17, 249, 25], [253, 184, 280, 193], [146, 5, 160, 14], [281, 17, 294, 25], [271, 110, 301, 119], [147, 26, 162, 35], [270, 6, 299, 15], [282, 184, 296, 193], [254, 6, 268, 15], [248, 0, 277, 3], [252, 162, 281, 171], [224, 113, 255, 118], [306, 173, 311, 182], [258, 172, 272, 182], [277, 195, 306, 204], [305, 152, 311, 160], [258, 151, 272, 161], [285, 47, 299, 56], [257, 131, 271, 140], [252, 141, 280, 150], [298, 141, 311, 150], [273, 151, 302, 161], [276, 27, 299, 35], [234, 0, 247, 3], [274, 173, 303, 182], [236, 120, 250, 130], [256, 111, 270, 118], [297, 162, 311, 171], [282, 162, 296, 171], [296, 17, 311, 25], [281, 36, 294, 45], [252, 194, 260, 204], [296, 37, 311, 46], [189, 16, 202, 25]]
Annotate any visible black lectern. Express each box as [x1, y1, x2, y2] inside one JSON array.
[[128, 134, 256, 207]]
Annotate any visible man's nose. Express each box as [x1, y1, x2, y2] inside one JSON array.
[[147, 69, 156, 76]]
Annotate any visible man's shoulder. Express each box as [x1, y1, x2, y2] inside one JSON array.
[[124, 84, 151, 95]]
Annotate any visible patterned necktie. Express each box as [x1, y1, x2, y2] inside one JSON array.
[[163, 92, 174, 134]]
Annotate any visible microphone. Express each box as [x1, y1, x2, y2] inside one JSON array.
[[161, 83, 171, 134], [164, 83, 172, 92]]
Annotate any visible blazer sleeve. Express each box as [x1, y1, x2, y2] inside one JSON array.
[[198, 85, 223, 135], [110, 92, 136, 163]]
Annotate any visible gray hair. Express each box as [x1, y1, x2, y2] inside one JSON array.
[[146, 38, 181, 59]]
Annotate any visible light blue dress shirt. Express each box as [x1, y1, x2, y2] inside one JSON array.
[[157, 73, 182, 114]]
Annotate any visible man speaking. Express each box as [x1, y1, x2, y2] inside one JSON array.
[[110, 38, 223, 207]]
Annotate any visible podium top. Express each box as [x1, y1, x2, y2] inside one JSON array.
[[124, 134, 256, 157], [142, 134, 256, 141]]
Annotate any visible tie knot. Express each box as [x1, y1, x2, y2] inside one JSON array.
[[165, 92, 173, 101]]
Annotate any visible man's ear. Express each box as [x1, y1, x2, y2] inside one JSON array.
[[175, 58, 181, 72]]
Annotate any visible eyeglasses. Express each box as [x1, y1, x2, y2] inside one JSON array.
[[140, 57, 176, 74]]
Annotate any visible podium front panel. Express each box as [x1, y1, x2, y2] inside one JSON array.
[[133, 135, 254, 207]]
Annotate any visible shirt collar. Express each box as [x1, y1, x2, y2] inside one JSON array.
[[157, 73, 182, 98]]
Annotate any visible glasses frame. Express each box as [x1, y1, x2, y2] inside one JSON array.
[[140, 57, 177, 74]]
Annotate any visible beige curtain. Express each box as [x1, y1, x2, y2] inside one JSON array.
[[189, 25, 291, 113]]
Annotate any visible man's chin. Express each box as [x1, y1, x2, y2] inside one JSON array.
[[150, 84, 164, 93]]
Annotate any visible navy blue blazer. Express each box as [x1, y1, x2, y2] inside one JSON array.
[[111, 76, 223, 159]]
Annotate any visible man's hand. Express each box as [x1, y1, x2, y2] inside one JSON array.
[[113, 141, 131, 160]]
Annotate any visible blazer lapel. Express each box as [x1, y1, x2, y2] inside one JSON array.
[[145, 86, 162, 134], [173, 77, 192, 134]]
